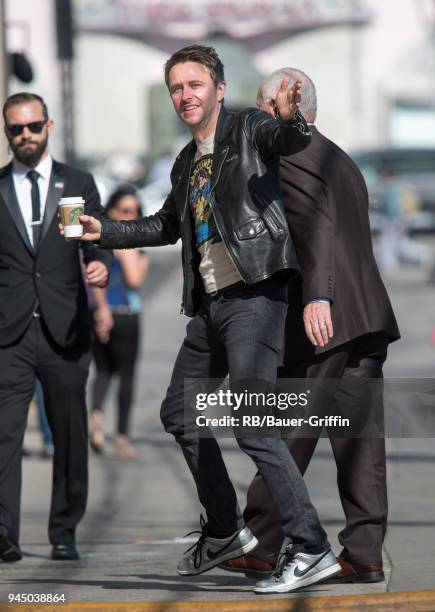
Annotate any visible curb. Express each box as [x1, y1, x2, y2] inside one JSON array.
[[2, 590, 435, 612]]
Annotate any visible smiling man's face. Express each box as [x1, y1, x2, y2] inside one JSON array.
[[168, 61, 225, 139]]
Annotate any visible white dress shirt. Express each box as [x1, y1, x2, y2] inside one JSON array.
[[12, 155, 53, 247]]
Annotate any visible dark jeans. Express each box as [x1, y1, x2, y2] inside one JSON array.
[[160, 277, 329, 554]]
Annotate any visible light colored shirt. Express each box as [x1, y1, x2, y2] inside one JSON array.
[[12, 155, 53, 247], [191, 134, 242, 293]]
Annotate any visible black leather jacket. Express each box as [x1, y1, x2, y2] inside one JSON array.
[[100, 105, 311, 316]]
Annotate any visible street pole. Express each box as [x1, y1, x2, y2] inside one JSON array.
[[59, 59, 75, 166], [0, 0, 9, 166], [55, 0, 75, 166]]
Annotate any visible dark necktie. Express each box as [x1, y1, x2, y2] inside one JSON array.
[[26, 170, 41, 248]]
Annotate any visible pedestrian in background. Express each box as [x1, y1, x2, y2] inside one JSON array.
[[22, 380, 53, 459], [89, 185, 149, 460], [34, 379, 54, 459]]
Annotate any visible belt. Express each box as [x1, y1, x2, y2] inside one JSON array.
[[204, 274, 287, 302], [205, 281, 246, 300]]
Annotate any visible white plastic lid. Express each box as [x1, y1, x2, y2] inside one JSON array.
[[59, 197, 85, 205]]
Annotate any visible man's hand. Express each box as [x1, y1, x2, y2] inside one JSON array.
[[58, 214, 102, 241], [274, 78, 302, 122], [303, 302, 333, 347], [85, 261, 109, 288]]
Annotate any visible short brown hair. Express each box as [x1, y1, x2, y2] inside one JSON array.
[[3, 92, 49, 123], [164, 44, 225, 88]]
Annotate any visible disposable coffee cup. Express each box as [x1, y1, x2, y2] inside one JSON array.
[[58, 197, 85, 239]]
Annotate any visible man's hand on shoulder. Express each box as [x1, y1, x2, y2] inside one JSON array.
[[85, 261, 109, 288], [303, 301, 333, 348], [274, 78, 302, 122]]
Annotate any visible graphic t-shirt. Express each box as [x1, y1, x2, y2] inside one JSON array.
[[190, 134, 242, 293]]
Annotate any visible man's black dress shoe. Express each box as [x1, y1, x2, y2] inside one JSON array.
[[51, 543, 80, 560], [0, 526, 22, 562]]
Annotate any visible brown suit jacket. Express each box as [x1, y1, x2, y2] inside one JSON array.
[[280, 126, 400, 362]]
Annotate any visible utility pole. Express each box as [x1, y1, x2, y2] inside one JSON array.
[[55, 0, 75, 166], [0, 0, 9, 166]]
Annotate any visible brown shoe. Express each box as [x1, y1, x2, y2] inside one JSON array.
[[332, 557, 384, 583], [219, 555, 275, 578]]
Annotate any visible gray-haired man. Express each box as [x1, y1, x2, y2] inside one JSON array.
[[221, 68, 399, 588]]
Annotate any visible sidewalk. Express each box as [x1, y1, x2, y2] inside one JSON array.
[[0, 250, 434, 610]]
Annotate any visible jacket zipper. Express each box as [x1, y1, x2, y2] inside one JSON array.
[[180, 155, 194, 315]]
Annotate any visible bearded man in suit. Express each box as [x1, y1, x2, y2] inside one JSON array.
[[221, 68, 400, 584], [0, 92, 112, 562]]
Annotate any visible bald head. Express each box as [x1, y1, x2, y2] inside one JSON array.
[[257, 67, 317, 123]]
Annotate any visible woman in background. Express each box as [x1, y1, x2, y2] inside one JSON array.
[[89, 185, 149, 459]]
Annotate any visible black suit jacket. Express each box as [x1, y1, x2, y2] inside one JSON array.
[[0, 160, 112, 348], [280, 127, 400, 362]]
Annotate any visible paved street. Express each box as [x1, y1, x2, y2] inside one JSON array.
[[1, 245, 434, 606]]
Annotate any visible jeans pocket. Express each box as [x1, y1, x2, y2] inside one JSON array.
[[253, 294, 288, 353], [267, 299, 288, 352]]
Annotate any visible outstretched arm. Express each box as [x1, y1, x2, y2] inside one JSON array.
[[60, 190, 181, 249]]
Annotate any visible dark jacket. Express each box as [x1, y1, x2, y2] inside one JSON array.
[[100, 105, 311, 316], [280, 126, 400, 361], [0, 160, 112, 348]]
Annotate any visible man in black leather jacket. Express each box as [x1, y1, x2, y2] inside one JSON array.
[[74, 45, 339, 592]]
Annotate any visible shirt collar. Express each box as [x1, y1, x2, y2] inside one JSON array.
[[12, 154, 53, 183]]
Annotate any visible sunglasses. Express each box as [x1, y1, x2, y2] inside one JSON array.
[[6, 120, 47, 137]]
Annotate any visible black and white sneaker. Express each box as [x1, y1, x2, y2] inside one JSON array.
[[177, 516, 258, 576], [254, 545, 340, 594]]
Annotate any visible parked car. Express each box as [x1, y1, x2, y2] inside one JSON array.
[[352, 148, 435, 233]]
